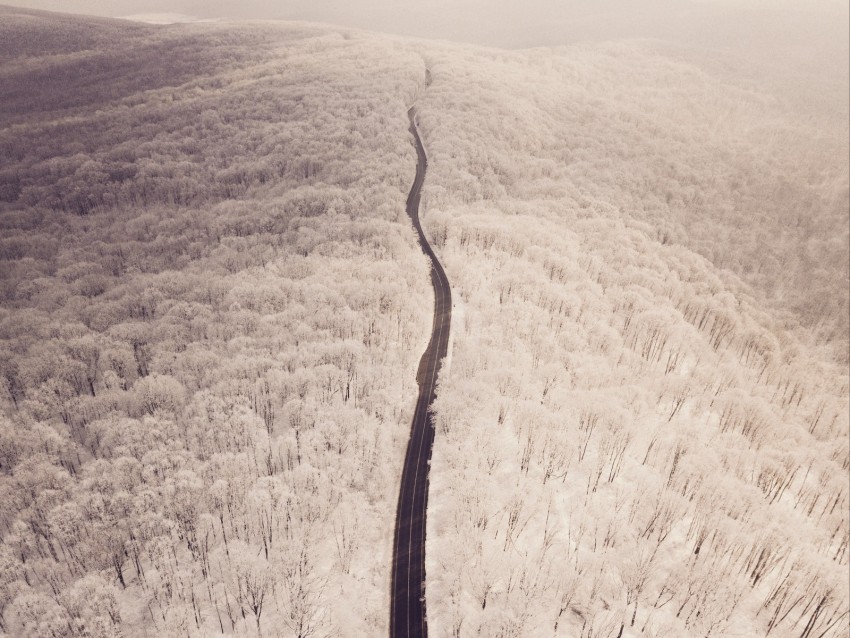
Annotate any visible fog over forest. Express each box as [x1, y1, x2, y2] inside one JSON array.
[[0, 2, 847, 637], [10, 1, 849, 130], [8, 0, 850, 52]]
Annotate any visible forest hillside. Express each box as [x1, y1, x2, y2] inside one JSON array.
[[0, 7, 433, 635], [0, 6, 847, 638], [418, 38, 848, 638]]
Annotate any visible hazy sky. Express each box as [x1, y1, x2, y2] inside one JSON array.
[[6, 0, 848, 51]]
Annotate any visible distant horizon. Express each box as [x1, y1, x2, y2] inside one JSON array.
[[3, 0, 848, 53], [5, 0, 846, 118]]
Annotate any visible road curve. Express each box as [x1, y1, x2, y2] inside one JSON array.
[[390, 106, 451, 638]]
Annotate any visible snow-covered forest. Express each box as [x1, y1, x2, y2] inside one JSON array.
[[0, 4, 847, 638], [0, 9, 436, 635], [418, 41, 848, 638]]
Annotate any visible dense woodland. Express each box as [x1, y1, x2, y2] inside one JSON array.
[[0, 9, 432, 636], [0, 7, 847, 638], [418, 43, 849, 637]]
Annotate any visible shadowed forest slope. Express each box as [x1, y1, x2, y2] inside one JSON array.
[[0, 8, 433, 636]]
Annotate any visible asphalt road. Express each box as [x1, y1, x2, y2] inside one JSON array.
[[390, 107, 452, 638]]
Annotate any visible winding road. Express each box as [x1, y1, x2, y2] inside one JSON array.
[[390, 106, 451, 638]]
